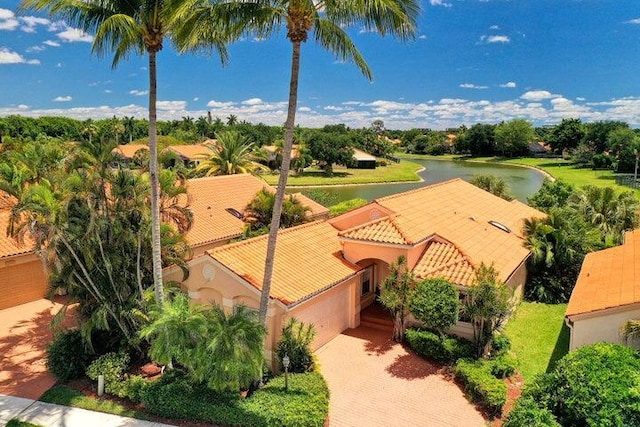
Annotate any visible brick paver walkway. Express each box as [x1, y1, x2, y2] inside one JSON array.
[[316, 327, 485, 427]]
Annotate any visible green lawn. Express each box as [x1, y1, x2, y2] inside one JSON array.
[[261, 160, 423, 186], [504, 302, 569, 383], [39, 385, 150, 420], [7, 421, 42, 427]]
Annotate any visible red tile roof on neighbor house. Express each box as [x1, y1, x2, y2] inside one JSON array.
[[163, 144, 213, 161], [566, 229, 640, 317], [209, 221, 360, 306], [112, 144, 149, 159], [184, 174, 329, 249], [0, 194, 33, 259]]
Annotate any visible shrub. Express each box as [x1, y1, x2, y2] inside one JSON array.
[[490, 353, 518, 379], [329, 198, 367, 217], [46, 330, 91, 382], [503, 397, 561, 427], [520, 343, 640, 427], [86, 352, 130, 398], [409, 278, 459, 334], [490, 332, 511, 355], [276, 318, 316, 373], [454, 359, 506, 416], [405, 329, 474, 364], [142, 370, 329, 427]]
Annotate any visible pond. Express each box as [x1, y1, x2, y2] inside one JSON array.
[[288, 158, 547, 204]]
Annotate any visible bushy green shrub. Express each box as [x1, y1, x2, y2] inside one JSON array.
[[503, 397, 561, 427], [490, 353, 518, 379], [405, 328, 474, 364], [276, 318, 316, 373], [141, 370, 329, 427], [409, 278, 459, 334], [46, 330, 91, 382], [490, 332, 511, 355], [454, 359, 506, 416], [329, 198, 367, 217], [122, 375, 148, 403], [520, 343, 640, 427], [86, 352, 130, 398]]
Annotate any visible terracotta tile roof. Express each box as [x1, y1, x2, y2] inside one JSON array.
[[0, 210, 33, 259], [184, 174, 328, 248], [163, 144, 213, 161], [413, 239, 476, 286], [566, 229, 640, 317], [112, 144, 149, 159], [338, 215, 411, 245], [288, 193, 330, 219], [209, 221, 360, 305], [352, 149, 376, 161], [355, 179, 545, 282]]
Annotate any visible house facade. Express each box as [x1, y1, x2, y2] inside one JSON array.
[[565, 229, 640, 350], [165, 179, 544, 367]]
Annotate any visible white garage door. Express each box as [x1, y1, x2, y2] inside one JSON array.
[[292, 282, 351, 350]]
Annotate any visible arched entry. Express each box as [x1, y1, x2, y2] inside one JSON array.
[[356, 258, 390, 310]]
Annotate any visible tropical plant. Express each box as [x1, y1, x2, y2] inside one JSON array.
[[276, 317, 316, 373], [379, 256, 415, 342], [244, 188, 311, 233], [409, 278, 459, 336], [470, 174, 512, 201], [20, 0, 228, 310], [527, 179, 576, 212], [462, 264, 512, 357], [195, 130, 267, 176]]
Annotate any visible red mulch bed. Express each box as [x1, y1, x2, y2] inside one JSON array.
[[490, 373, 524, 427]]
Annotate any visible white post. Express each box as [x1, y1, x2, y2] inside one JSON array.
[[97, 374, 104, 397]]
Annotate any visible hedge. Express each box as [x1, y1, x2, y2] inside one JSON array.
[[405, 328, 474, 364], [46, 330, 91, 382], [142, 370, 329, 427], [503, 397, 561, 427], [454, 359, 506, 416]]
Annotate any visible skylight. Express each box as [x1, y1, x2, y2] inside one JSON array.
[[226, 208, 244, 220], [488, 220, 511, 233]]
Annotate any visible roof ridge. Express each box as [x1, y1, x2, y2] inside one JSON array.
[[387, 215, 413, 245], [375, 178, 464, 203], [209, 219, 328, 255], [337, 213, 397, 236], [415, 237, 477, 276]]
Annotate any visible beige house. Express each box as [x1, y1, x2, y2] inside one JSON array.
[[166, 179, 544, 367], [565, 229, 640, 351]]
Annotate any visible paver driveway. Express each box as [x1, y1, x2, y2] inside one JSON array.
[[316, 326, 485, 427]]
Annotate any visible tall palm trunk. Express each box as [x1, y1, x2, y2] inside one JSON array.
[[148, 49, 164, 307], [259, 40, 301, 326]]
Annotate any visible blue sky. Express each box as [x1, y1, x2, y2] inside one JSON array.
[[1, 0, 640, 129]]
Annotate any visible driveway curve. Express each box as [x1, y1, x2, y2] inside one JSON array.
[[316, 326, 485, 427]]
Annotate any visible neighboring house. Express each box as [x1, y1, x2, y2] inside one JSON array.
[[183, 174, 329, 256], [112, 144, 149, 165], [162, 144, 214, 168], [350, 149, 377, 169], [565, 229, 640, 351], [0, 199, 48, 309], [165, 178, 544, 367], [528, 141, 551, 157]]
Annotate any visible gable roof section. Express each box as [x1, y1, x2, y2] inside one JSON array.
[[112, 144, 148, 159], [413, 239, 476, 286], [338, 215, 411, 245], [209, 221, 360, 305], [0, 200, 33, 259], [163, 144, 212, 161], [566, 229, 640, 317], [184, 174, 329, 249]]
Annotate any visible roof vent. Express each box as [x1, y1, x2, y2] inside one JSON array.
[[226, 208, 244, 220], [488, 220, 511, 233]]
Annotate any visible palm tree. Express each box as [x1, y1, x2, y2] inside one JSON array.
[[195, 130, 267, 176], [122, 116, 136, 143], [175, 0, 418, 325], [244, 188, 310, 232], [226, 114, 238, 126], [20, 0, 229, 308], [378, 256, 414, 342]]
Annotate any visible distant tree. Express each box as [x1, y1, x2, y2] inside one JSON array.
[[470, 174, 512, 201], [527, 179, 576, 212], [244, 188, 311, 233], [379, 256, 415, 342], [408, 131, 446, 155], [607, 127, 639, 172], [195, 130, 267, 176], [456, 123, 496, 156], [122, 116, 136, 143], [409, 278, 459, 336], [462, 264, 512, 357], [371, 119, 385, 135], [547, 118, 584, 153], [226, 115, 238, 127], [495, 119, 535, 157], [307, 131, 354, 176], [583, 120, 629, 153]]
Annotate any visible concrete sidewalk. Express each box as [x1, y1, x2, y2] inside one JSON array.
[[0, 394, 176, 427]]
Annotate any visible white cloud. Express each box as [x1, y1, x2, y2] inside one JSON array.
[[0, 48, 40, 65], [207, 100, 234, 108], [53, 96, 72, 102], [26, 45, 45, 53], [500, 81, 517, 88], [520, 90, 560, 101], [625, 18, 640, 24], [129, 89, 148, 96], [43, 40, 60, 47], [460, 83, 488, 90], [104, 89, 112, 94], [489, 25, 500, 30], [20, 16, 50, 33], [56, 62, 63, 68], [0, 8, 18, 31], [418, 35, 427, 40], [429, 0, 452, 7], [193, 97, 199, 102], [485, 35, 510, 43], [242, 98, 264, 106], [56, 27, 93, 43], [157, 101, 187, 110], [576, 97, 586, 101]]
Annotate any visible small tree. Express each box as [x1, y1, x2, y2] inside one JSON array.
[[463, 264, 512, 357], [378, 256, 414, 342], [276, 318, 316, 373], [470, 174, 513, 201], [409, 278, 459, 336]]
